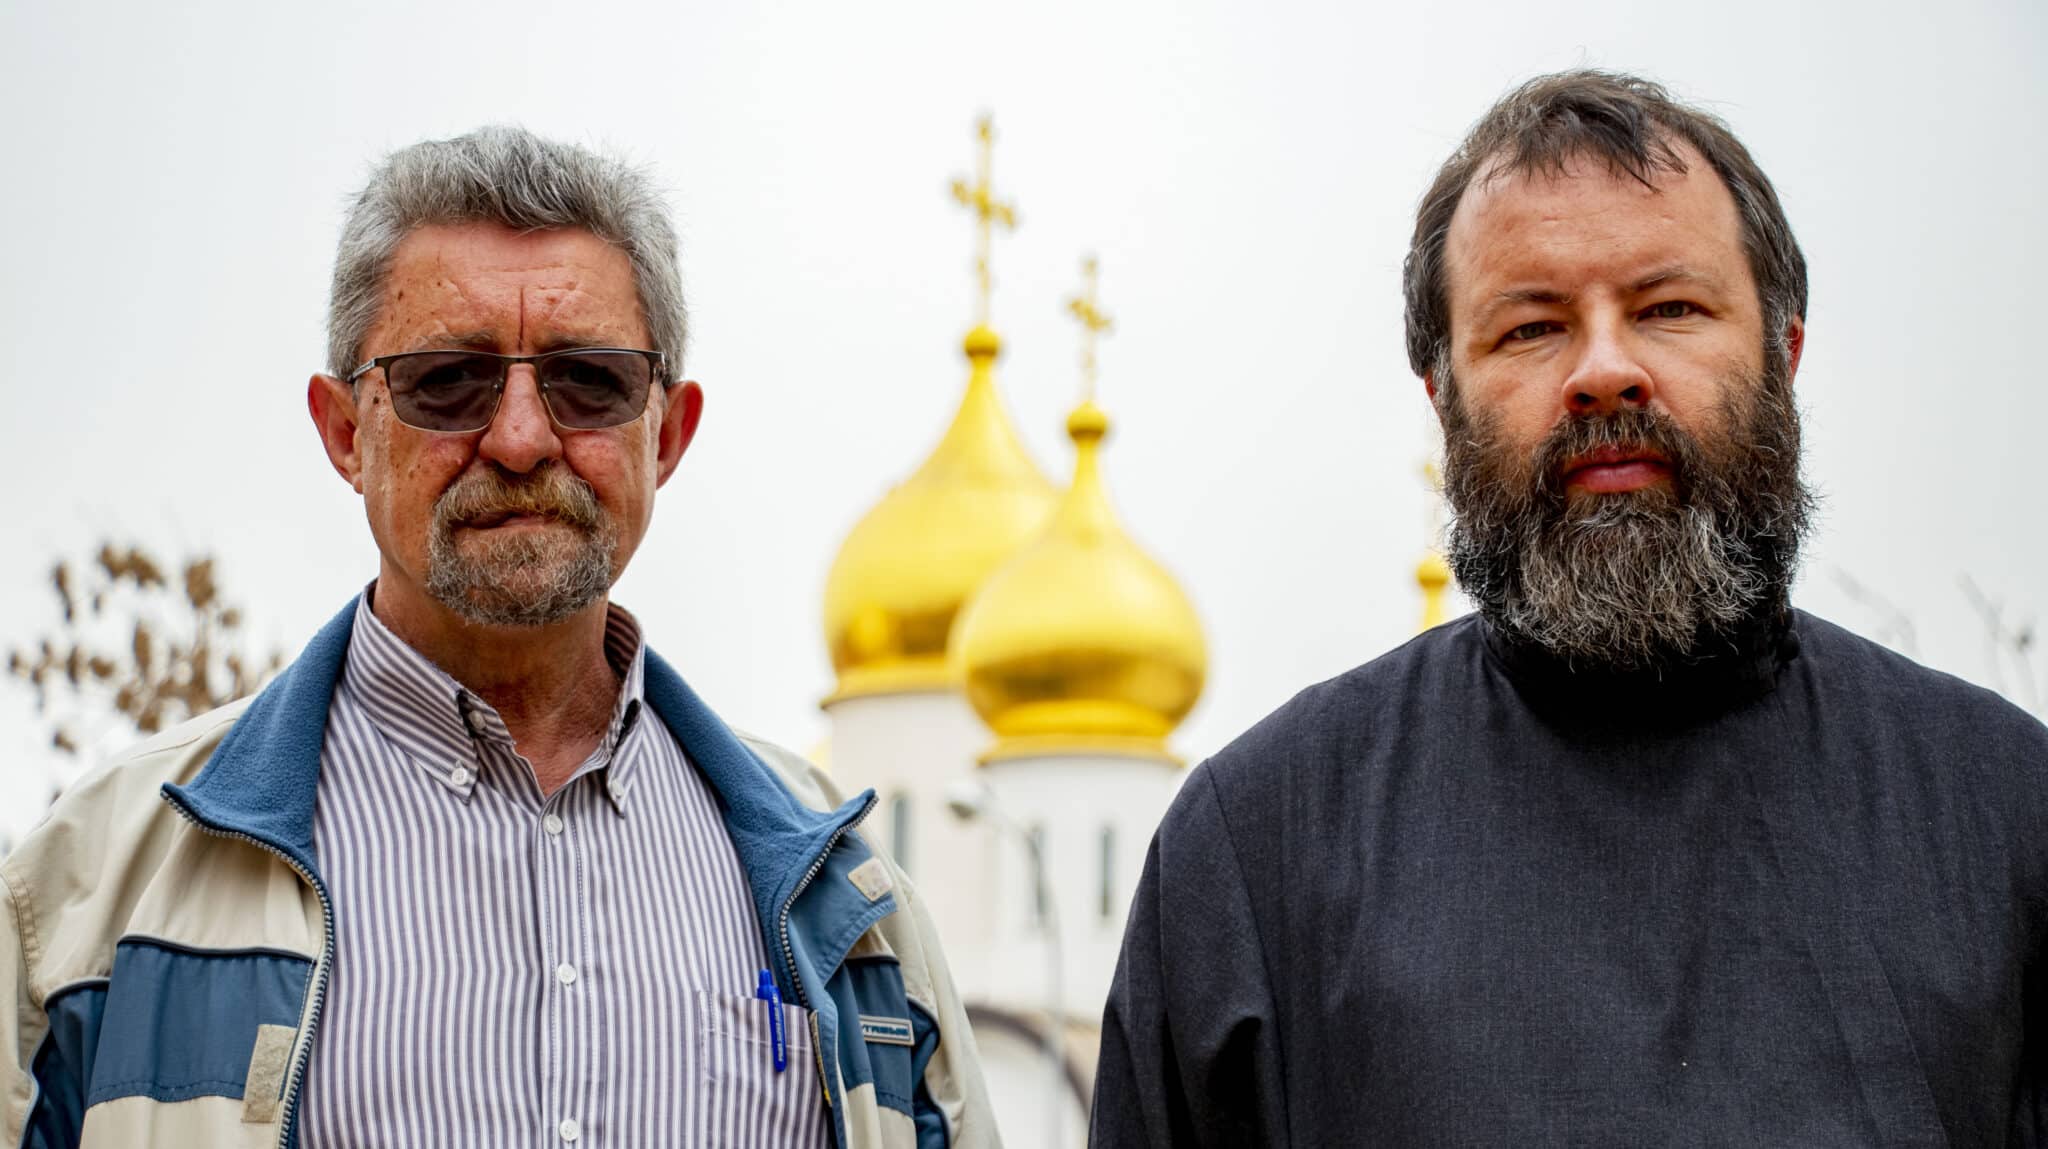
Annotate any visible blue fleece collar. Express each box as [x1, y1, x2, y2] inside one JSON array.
[[159, 602, 356, 877]]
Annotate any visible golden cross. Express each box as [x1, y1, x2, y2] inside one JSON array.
[[950, 114, 1017, 325], [1066, 255, 1114, 400]]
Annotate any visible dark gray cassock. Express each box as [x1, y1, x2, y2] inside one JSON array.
[[1091, 611, 2048, 1148]]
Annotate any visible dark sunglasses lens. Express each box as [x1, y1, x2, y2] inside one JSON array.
[[539, 351, 654, 429], [386, 353, 502, 432]]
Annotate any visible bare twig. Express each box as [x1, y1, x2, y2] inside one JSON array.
[[1832, 568, 1920, 657], [6, 544, 283, 785], [1959, 574, 2041, 716]]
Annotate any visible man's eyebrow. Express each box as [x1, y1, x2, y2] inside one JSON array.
[[1630, 265, 1722, 294], [1468, 266, 1729, 332], [1472, 287, 1574, 330], [403, 330, 501, 354], [533, 335, 617, 352], [394, 331, 635, 357]]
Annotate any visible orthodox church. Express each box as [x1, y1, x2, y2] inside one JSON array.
[[814, 117, 1449, 1146]]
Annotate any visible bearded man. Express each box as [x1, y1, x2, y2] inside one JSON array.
[[1091, 70, 2048, 1147], [0, 127, 996, 1148]]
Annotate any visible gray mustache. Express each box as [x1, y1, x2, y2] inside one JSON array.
[[433, 465, 604, 532]]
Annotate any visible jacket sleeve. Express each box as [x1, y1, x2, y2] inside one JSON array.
[[0, 869, 71, 1149], [1091, 764, 1287, 1148], [0, 871, 30, 1146]]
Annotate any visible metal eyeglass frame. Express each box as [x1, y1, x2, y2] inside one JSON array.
[[344, 346, 670, 432]]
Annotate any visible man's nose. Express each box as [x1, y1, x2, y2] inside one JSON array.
[[477, 366, 564, 473], [1560, 317, 1655, 416]]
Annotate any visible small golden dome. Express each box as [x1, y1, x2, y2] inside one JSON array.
[[822, 327, 1057, 702], [962, 323, 1002, 359], [954, 400, 1206, 763], [1417, 551, 1452, 631]]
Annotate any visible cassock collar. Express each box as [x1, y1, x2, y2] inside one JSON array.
[[1478, 602, 1802, 731]]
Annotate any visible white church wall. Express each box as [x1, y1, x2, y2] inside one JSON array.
[[978, 754, 1181, 1020], [975, 1018, 1089, 1149], [822, 689, 1002, 997], [826, 698, 1193, 1143]]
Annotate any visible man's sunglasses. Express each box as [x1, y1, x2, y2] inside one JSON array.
[[345, 347, 668, 433]]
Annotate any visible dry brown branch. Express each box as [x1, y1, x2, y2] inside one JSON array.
[[7, 543, 283, 760]]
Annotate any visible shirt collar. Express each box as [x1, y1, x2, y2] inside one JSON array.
[[342, 586, 650, 810]]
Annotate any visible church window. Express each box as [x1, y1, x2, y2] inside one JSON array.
[[1028, 823, 1049, 930], [1099, 824, 1116, 921], [890, 791, 913, 877]]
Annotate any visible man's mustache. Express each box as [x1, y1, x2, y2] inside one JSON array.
[[433, 465, 604, 532], [1530, 407, 1701, 506]]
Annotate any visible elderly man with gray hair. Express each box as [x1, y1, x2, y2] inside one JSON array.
[[0, 127, 997, 1149]]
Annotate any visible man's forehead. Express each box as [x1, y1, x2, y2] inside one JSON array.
[[1444, 143, 1745, 298], [371, 223, 645, 352], [387, 222, 629, 284]]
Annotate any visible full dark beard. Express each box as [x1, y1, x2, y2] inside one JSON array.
[[1438, 359, 1813, 673]]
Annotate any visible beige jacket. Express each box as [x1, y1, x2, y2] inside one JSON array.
[[0, 600, 1000, 1148]]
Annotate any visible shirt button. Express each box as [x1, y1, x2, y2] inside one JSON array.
[[543, 814, 565, 836], [558, 1117, 581, 1142], [556, 962, 578, 986], [449, 766, 473, 787], [608, 779, 625, 800]]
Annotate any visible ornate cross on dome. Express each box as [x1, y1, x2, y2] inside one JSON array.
[[1066, 255, 1115, 401], [950, 114, 1017, 326]]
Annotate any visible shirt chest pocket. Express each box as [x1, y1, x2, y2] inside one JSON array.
[[695, 989, 827, 1141]]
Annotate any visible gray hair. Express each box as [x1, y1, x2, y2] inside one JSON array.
[[327, 125, 685, 379], [1403, 69, 1807, 384]]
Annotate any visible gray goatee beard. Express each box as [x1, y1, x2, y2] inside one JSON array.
[[1437, 356, 1813, 674], [424, 463, 619, 628]]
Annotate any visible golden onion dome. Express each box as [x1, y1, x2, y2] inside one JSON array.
[[1417, 551, 1452, 631], [822, 326, 1058, 702], [954, 400, 1206, 763]]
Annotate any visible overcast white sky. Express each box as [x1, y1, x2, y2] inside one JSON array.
[[2, 0, 2042, 837]]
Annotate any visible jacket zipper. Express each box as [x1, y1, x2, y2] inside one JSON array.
[[777, 792, 876, 1110], [162, 799, 333, 1149]]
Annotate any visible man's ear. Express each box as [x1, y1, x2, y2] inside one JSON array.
[[1423, 370, 1446, 429], [655, 381, 705, 487], [309, 374, 365, 492], [1785, 315, 1806, 381]]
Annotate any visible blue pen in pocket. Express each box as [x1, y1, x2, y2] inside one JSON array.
[[755, 968, 788, 1072]]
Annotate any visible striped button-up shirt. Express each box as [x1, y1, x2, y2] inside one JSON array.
[[298, 593, 830, 1148]]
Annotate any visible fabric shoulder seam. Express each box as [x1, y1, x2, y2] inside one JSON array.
[[112, 712, 238, 763], [1192, 764, 1291, 1138], [0, 870, 40, 996]]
